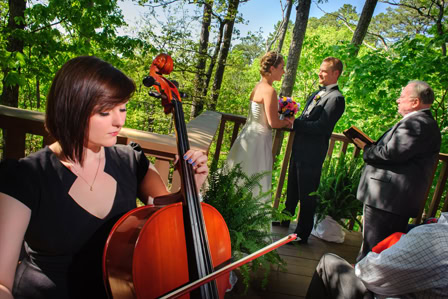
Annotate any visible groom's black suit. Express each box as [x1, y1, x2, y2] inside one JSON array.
[[284, 85, 345, 241]]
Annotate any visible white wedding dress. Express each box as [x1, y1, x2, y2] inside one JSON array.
[[225, 101, 273, 203]]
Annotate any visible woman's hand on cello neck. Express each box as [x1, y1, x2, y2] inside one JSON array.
[[138, 149, 210, 204], [180, 150, 209, 193]]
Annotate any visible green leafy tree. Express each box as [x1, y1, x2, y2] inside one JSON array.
[[1, 0, 26, 107], [373, 0, 448, 54], [1, 0, 145, 111], [232, 30, 265, 65], [209, 0, 241, 111]]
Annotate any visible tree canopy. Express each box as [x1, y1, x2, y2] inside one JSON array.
[[1, 0, 447, 151]]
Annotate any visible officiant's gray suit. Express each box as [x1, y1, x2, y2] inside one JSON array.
[[356, 109, 441, 260], [284, 85, 345, 241]]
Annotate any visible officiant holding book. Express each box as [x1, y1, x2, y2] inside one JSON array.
[[280, 57, 345, 244], [353, 80, 441, 261]]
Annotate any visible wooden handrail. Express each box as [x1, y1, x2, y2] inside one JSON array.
[[0, 105, 222, 191], [1, 105, 446, 224]]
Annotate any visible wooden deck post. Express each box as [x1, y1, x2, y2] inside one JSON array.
[[271, 129, 284, 163], [213, 119, 227, 164], [273, 131, 294, 209], [3, 128, 26, 160], [426, 156, 448, 218]]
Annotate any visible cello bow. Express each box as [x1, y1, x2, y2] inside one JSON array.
[[159, 234, 297, 299]]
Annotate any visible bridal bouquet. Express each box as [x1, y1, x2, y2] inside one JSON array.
[[278, 96, 299, 119]]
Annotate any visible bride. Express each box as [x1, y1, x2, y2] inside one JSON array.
[[225, 51, 293, 203]]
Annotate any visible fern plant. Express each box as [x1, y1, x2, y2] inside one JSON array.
[[203, 162, 286, 290], [312, 154, 364, 230]]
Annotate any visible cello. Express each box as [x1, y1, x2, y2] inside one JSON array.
[[103, 53, 231, 299], [103, 54, 295, 299]]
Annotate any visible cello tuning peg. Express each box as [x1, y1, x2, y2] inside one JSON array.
[[143, 76, 160, 87], [148, 91, 161, 98], [171, 80, 180, 89]]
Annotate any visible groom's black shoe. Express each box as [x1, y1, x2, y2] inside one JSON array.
[[287, 236, 308, 245]]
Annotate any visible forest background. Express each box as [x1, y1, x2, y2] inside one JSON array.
[[1, 0, 447, 283], [1, 0, 447, 160]]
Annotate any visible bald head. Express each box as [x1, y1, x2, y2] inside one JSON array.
[[407, 80, 435, 105], [397, 81, 434, 116]]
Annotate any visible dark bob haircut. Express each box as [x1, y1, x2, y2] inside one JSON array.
[[45, 56, 136, 165]]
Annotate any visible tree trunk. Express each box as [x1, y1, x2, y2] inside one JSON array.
[[280, 0, 311, 98], [277, 0, 293, 53], [1, 0, 26, 108], [272, 0, 311, 161], [36, 76, 41, 109], [351, 0, 378, 56], [190, 0, 214, 119], [434, 0, 446, 56], [203, 20, 225, 100], [208, 0, 240, 111], [266, 0, 293, 53]]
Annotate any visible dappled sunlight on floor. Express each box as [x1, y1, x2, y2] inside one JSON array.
[[225, 223, 362, 298]]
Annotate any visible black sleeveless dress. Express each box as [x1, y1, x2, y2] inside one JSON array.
[[0, 143, 149, 299]]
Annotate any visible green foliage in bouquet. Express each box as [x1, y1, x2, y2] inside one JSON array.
[[312, 154, 364, 230], [203, 162, 286, 290]]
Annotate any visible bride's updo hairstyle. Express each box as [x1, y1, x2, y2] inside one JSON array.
[[260, 51, 284, 76]]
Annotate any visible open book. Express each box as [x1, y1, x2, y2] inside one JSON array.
[[343, 126, 374, 148]]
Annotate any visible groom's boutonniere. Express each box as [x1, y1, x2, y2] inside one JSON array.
[[313, 90, 325, 102]]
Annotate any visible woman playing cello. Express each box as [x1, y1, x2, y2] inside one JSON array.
[[0, 56, 209, 299]]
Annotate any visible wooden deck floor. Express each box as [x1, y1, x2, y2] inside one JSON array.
[[226, 224, 362, 298]]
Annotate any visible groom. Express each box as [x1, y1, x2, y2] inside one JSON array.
[[282, 57, 346, 244]]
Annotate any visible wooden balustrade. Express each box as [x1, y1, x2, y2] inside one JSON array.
[[271, 132, 362, 210], [419, 153, 448, 223], [212, 113, 246, 163], [0, 105, 222, 192], [1, 105, 447, 224], [212, 112, 448, 225]]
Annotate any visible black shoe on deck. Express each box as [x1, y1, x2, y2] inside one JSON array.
[[287, 236, 308, 245]]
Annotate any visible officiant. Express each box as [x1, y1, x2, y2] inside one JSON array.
[[281, 57, 346, 244], [353, 80, 441, 261]]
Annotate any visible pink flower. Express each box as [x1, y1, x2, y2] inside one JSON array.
[[278, 96, 300, 117]]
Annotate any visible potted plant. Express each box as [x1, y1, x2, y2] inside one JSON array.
[[310, 153, 364, 243]]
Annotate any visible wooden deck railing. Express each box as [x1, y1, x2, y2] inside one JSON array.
[[212, 113, 246, 164], [1, 106, 447, 224], [0, 105, 222, 192], [213, 112, 448, 225]]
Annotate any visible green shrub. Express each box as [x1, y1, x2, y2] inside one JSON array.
[[312, 153, 364, 230], [203, 162, 286, 290]]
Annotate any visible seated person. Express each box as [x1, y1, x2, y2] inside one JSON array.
[[305, 212, 448, 299]]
